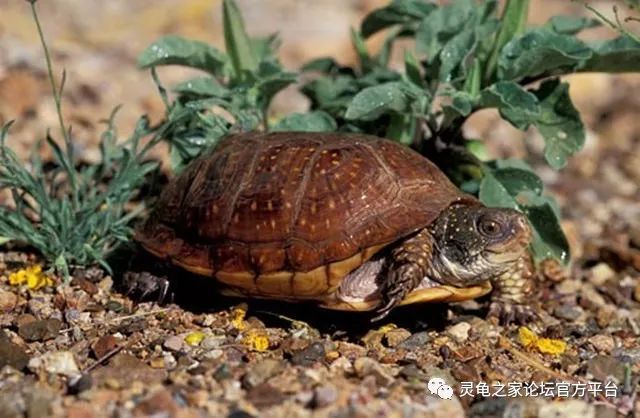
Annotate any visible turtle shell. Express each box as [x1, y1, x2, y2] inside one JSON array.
[[135, 131, 477, 300]]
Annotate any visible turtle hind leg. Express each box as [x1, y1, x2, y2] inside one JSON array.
[[122, 270, 173, 304], [372, 229, 435, 321], [487, 253, 537, 325]]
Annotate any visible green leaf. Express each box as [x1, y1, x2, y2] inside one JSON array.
[[531, 79, 584, 170], [345, 81, 408, 121], [497, 28, 592, 81], [479, 166, 569, 264], [223, 0, 258, 78], [173, 77, 230, 98], [438, 27, 477, 82], [361, 0, 435, 38], [404, 51, 424, 87], [545, 15, 601, 35], [579, 36, 640, 73], [301, 57, 342, 73], [415, 0, 475, 59], [351, 28, 374, 72], [271, 111, 337, 132], [484, 0, 529, 83], [344, 80, 428, 122], [138, 35, 226, 74], [479, 81, 540, 130], [442, 90, 476, 118], [0, 236, 11, 246]]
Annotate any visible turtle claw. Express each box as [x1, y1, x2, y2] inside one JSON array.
[[487, 301, 537, 325], [123, 271, 172, 304]]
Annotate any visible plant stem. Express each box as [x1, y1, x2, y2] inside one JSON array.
[[30, 2, 70, 147], [30, 2, 79, 208]]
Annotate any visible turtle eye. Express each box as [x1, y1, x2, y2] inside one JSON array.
[[478, 217, 503, 237]]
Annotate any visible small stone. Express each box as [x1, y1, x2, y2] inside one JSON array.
[[18, 318, 62, 342], [329, 356, 352, 374], [246, 383, 286, 408], [28, 351, 80, 377], [446, 322, 471, 343], [353, 357, 394, 386], [398, 331, 431, 349], [384, 328, 411, 347], [538, 399, 594, 418], [312, 385, 337, 408], [554, 305, 584, 321], [589, 263, 616, 286], [91, 335, 118, 359], [588, 335, 615, 353], [26, 387, 55, 418], [556, 279, 582, 295], [91, 353, 167, 386], [291, 341, 325, 366], [634, 281, 640, 303], [201, 336, 225, 350], [596, 305, 616, 328], [133, 389, 178, 416], [242, 358, 284, 389], [0, 331, 29, 370], [149, 357, 165, 369], [0, 289, 18, 312], [163, 335, 185, 352], [587, 355, 625, 382]]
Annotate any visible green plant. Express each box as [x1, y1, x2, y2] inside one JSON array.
[[0, 1, 161, 277], [140, 0, 640, 267]]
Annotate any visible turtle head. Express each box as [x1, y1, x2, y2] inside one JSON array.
[[429, 205, 531, 286]]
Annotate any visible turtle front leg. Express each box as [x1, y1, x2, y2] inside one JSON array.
[[487, 253, 536, 324], [372, 228, 435, 321]]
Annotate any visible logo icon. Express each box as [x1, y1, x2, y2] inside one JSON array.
[[428, 377, 454, 399]]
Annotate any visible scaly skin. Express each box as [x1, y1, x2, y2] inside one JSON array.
[[372, 229, 435, 321], [374, 205, 534, 324]]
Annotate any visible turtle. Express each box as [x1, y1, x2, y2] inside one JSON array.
[[133, 131, 535, 323]]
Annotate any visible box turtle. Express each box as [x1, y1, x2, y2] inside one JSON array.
[[134, 131, 535, 323]]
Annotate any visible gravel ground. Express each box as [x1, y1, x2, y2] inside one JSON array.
[[1, 1, 640, 417]]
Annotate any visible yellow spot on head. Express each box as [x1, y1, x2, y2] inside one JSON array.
[[271, 219, 276, 229], [300, 218, 307, 226], [328, 200, 336, 209], [267, 200, 273, 211], [251, 201, 257, 211]]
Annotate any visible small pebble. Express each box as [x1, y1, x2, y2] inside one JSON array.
[[589, 262, 616, 285], [0, 331, 29, 370], [588, 335, 615, 353], [446, 322, 471, 343], [291, 342, 325, 366], [384, 328, 411, 347], [312, 385, 337, 408], [398, 331, 431, 349], [554, 305, 583, 321], [242, 358, 284, 389], [163, 335, 185, 352], [18, 318, 62, 342], [91, 335, 118, 359], [28, 351, 80, 378], [0, 289, 17, 312], [353, 357, 394, 387]]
